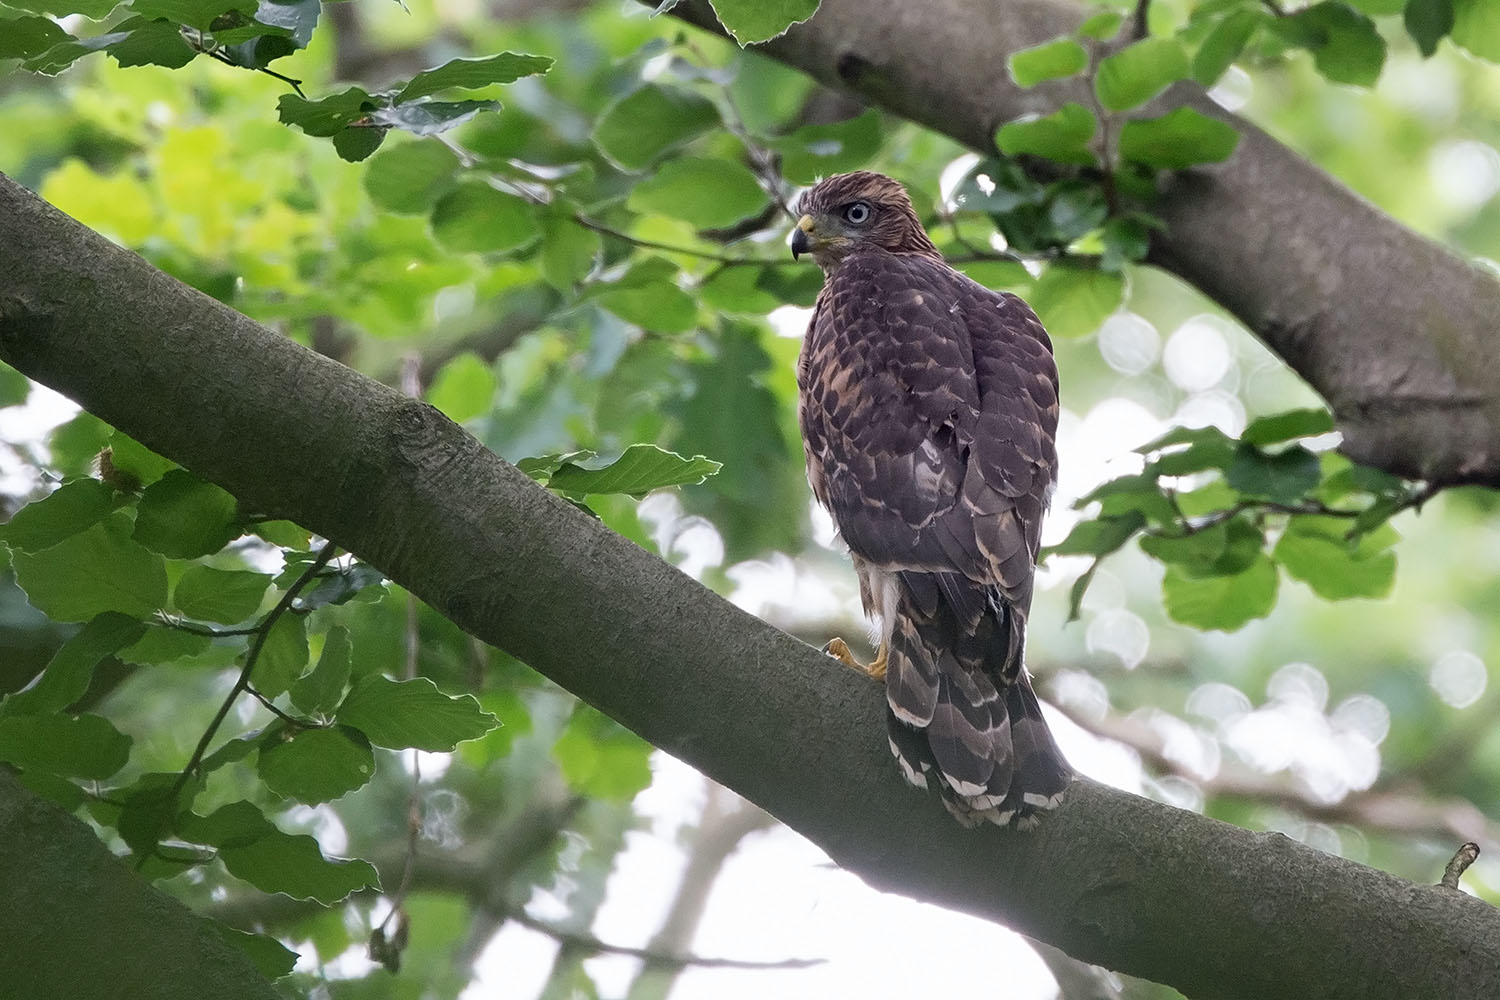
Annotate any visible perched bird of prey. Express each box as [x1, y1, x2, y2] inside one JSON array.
[[790, 170, 1072, 827]]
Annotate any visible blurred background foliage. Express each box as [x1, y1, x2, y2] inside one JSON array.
[[4, 0, 1500, 997]]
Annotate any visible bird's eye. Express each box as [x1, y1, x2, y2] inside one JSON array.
[[842, 201, 872, 225]]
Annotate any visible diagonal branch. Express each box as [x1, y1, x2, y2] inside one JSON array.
[[2, 172, 1499, 1000], [656, 0, 1500, 488]]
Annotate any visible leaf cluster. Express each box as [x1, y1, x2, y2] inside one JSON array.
[[1043, 409, 1428, 631]]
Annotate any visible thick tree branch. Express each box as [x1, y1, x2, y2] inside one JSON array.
[[659, 0, 1500, 486], [3, 174, 1500, 999], [0, 770, 279, 999]]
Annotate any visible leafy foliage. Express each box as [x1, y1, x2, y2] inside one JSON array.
[[1043, 411, 1428, 629]]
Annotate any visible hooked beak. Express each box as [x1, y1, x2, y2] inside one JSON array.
[[790, 214, 816, 259]]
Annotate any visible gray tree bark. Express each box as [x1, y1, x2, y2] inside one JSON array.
[[661, 0, 1500, 487], [3, 172, 1499, 999], [0, 769, 281, 1000]]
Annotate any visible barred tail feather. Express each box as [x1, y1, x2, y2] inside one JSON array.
[[884, 572, 1071, 826]]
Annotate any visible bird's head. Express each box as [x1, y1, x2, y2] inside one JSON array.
[[790, 171, 938, 271]]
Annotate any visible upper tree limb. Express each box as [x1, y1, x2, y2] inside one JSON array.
[[661, 0, 1500, 486]]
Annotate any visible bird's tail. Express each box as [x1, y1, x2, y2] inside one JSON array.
[[883, 571, 1071, 827]]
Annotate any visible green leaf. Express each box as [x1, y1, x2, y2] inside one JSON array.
[[4, 0, 119, 16], [106, 432, 175, 488], [1, 613, 146, 717], [0, 14, 71, 58], [1136, 423, 1232, 454], [12, 517, 167, 621], [627, 157, 770, 229], [117, 625, 212, 666], [126, 0, 252, 29], [22, 32, 120, 75], [1208, 516, 1266, 575], [1096, 37, 1190, 112], [0, 361, 30, 408], [1275, 1, 1387, 86], [427, 352, 497, 423], [363, 139, 459, 214], [1226, 443, 1322, 504], [1177, 479, 1239, 517], [0, 713, 131, 779], [1078, 10, 1125, 39], [1140, 524, 1230, 575], [552, 705, 652, 800], [546, 444, 722, 497], [594, 281, 698, 333], [277, 88, 375, 137], [290, 626, 352, 715], [369, 99, 498, 137], [706, 0, 819, 44], [1194, 8, 1266, 85], [995, 103, 1097, 166], [214, 926, 298, 982], [702, 265, 789, 314], [174, 567, 272, 624], [1452, 0, 1500, 60], [291, 563, 385, 612], [1163, 554, 1278, 630], [540, 204, 601, 290], [133, 469, 239, 558], [395, 51, 553, 103], [248, 0, 319, 47], [1273, 515, 1396, 599], [331, 127, 386, 163], [253, 520, 310, 549], [1119, 107, 1240, 170], [770, 109, 882, 185], [254, 613, 308, 700], [1148, 435, 1237, 477], [1406, 0, 1455, 56], [1100, 214, 1155, 272], [257, 725, 375, 803], [515, 451, 594, 481], [184, 801, 380, 903], [592, 85, 721, 171], [1042, 511, 1146, 559], [336, 675, 499, 751], [1082, 475, 1179, 525], [430, 182, 540, 254], [200, 735, 260, 774], [1028, 261, 1123, 337], [3, 478, 116, 552], [1242, 408, 1334, 446], [1008, 38, 1089, 87], [1063, 559, 1099, 621], [1045, 181, 1109, 242]]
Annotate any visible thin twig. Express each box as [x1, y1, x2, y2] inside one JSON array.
[[1131, 0, 1152, 40], [569, 214, 777, 266], [508, 908, 823, 970], [138, 540, 339, 868], [245, 685, 301, 725], [1441, 843, 1480, 890], [156, 614, 261, 637], [204, 48, 307, 98]]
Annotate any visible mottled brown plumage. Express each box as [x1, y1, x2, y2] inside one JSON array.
[[792, 171, 1072, 826]]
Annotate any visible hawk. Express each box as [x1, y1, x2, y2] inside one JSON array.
[[790, 171, 1072, 827]]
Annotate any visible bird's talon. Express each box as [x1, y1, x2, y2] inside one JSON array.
[[822, 637, 888, 681], [822, 637, 860, 668]]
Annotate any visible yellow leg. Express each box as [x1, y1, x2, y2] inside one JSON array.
[[822, 637, 888, 681]]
